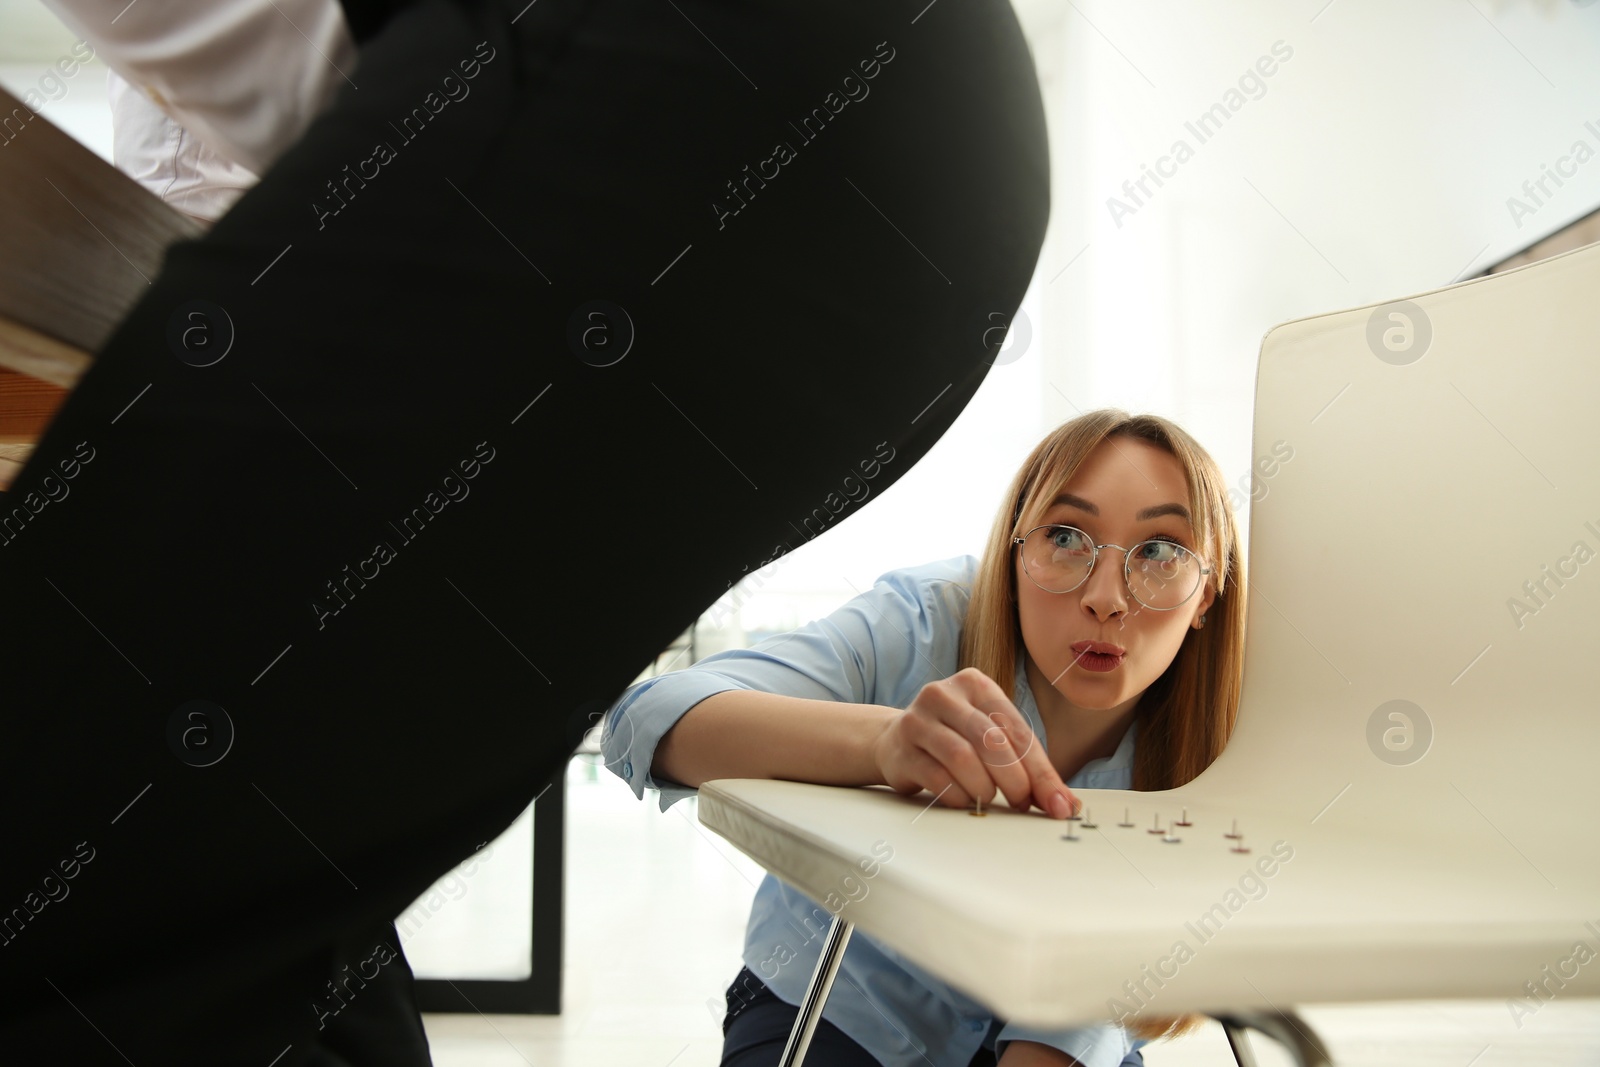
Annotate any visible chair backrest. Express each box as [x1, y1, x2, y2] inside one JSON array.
[[1190, 239, 1600, 869], [0, 84, 199, 481], [0, 84, 201, 379]]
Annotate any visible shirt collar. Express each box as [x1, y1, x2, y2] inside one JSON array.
[[1012, 647, 1138, 779]]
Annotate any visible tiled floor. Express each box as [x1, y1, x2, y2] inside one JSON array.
[[417, 757, 1600, 1067]]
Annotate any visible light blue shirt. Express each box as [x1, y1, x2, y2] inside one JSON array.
[[603, 555, 1146, 1067]]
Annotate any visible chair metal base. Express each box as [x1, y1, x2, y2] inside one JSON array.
[[779, 915, 1334, 1067], [1215, 1010, 1333, 1067], [778, 916, 854, 1067]]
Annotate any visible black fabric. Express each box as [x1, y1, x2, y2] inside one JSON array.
[[0, 0, 1048, 1062], [335, 0, 425, 45], [720, 966, 1000, 1067]]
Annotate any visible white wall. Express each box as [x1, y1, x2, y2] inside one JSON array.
[[0, 0, 114, 161], [722, 0, 1600, 640], [0, 58, 113, 162]]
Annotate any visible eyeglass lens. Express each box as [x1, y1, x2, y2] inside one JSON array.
[[1021, 525, 1201, 608]]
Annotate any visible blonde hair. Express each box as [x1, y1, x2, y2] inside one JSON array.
[[956, 408, 1246, 1044]]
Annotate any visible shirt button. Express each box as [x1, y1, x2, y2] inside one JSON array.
[[623, 760, 633, 778], [970, 1020, 985, 1031]]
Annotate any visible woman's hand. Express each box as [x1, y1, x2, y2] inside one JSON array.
[[870, 667, 1080, 819]]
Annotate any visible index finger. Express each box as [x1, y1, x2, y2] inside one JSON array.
[[953, 669, 1079, 819]]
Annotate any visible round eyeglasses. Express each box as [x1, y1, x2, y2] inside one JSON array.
[[1011, 524, 1211, 610]]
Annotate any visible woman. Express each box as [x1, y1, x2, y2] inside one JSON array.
[[604, 409, 1247, 1066]]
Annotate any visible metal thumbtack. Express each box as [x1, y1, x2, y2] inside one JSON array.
[[1148, 813, 1165, 835], [1175, 807, 1192, 827], [1224, 818, 1241, 840], [1080, 808, 1097, 829], [1162, 822, 1182, 844], [1230, 836, 1251, 854], [971, 796, 986, 817], [1118, 807, 1135, 828], [1061, 820, 1079, 841]]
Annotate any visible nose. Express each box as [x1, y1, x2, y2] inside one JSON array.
[[1079, 543, 1133, 618]]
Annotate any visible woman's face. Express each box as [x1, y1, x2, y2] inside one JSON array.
[[1015, 437, 1217, 717]]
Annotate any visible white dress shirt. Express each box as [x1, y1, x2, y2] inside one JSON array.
[[104, 69, 259, 224], [41, 0, 356, 178]]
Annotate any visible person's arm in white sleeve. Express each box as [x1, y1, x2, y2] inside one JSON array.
[[106, 69, 259, 225], [39, 0, 356, 175], [600, 565, 954, 813]]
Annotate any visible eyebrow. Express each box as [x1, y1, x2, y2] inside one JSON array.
[[1048, 492, 1191, 524]]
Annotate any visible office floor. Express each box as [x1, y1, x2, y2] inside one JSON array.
[[417, 757, 1600, 1067]]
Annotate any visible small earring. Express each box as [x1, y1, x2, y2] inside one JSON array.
[[1198, 613, 1206, 628]]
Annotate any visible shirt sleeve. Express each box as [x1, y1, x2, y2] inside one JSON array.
[[993, 1022, 1145, 1067], [39, 0, 357, 175], [600, 561, 966, 812], [106, 70, 260, 224]]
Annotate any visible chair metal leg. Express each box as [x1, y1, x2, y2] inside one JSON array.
[[780, 929, 1332, 1067], [1213, 1010, 1333, 1067], [1220, 1016, 1261, 1067], [778, 915, 854, 1067]]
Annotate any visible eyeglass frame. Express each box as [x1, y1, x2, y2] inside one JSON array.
[[1010, 523, 1212, 610]]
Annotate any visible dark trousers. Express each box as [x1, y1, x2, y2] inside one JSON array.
[[720, 967, 1149, 1067], [721, 966, 998, 1067], [0, 0, 1047, 1062]]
